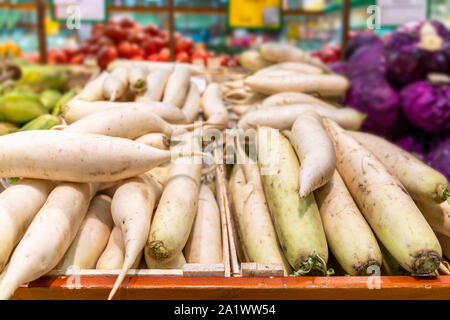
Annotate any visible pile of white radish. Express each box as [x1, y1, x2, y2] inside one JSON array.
[[0, 54, 449, 302], [0, 62, 227, 300], [227, 76, 449, 277]]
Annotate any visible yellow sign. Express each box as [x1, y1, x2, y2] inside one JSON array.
[[228, 0, 282, 30]]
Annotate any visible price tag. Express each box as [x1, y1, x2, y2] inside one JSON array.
[[377, 0, 428, 26], [228, 0, 282, 30], [50, 0, 108, 23]]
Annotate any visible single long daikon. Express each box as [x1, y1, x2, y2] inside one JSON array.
[[181, 82, 201, 124], [245, 74, 349, 97], [78, 72, 108, 101], [0, 182, 97, 300], [163, 64, 191, 108], [0, 130, 179, 182], [96, 226, 125, 270], [148, 132, 202, 261], [254, 62, 323, 77], [0, 179, 55, 272], [324, 119, 442, 275], [57, 194, 113, 271], [229, 165, 289, 273], [239, 50, 272, 71], [63, 100, 187, 124], [238, 104, 364, 131], [259, 42, 328, 70], [136, 68, 172, 102], [284, 111, 335, 197], [128, 65, 149, 93], [201, 83, 229, 129], [315, 171, 382, 275], [257, 127, 329, 275], [184, 184, 222, 264], [108, 175, 162, 300], [349, 131, 449, 203], [261, 92, 338, 109], [66, 105, 176, 139]]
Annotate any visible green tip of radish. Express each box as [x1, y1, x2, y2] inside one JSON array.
[[413, 251, 441, 275], [291, 254, 329, 276], [437, 184, 450, 203], [149, 241, 169, 259]]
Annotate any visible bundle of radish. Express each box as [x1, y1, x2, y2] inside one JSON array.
[[256, 127, 329, 275], [324, 119, 442, 275], [0, 182, 98, 300]]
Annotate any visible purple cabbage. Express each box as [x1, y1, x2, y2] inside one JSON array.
[[328, 61, 347, 75], [345, 33, 383, 59], [426, 135, 450, 181], [399, 81, 450, 132], [395, 129, 434, 158], [344, 72, 404, 139], [346, 42, 384, 79], [384, 20, 450, 85]]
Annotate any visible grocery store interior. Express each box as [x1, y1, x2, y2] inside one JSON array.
[[0, 0, 449, 301]]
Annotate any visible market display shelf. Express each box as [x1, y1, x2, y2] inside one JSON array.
[[12, 275, 450, 300]]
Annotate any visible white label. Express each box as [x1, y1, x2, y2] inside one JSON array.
[[53, 0, 106, 21], [377, 0, 427, 26]]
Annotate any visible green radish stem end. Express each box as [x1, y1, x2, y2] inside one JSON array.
[[436, 184, 450, 203], [291, 254, 333, 276], [412, 251, 441, 275], [149, 241, 169, 259]]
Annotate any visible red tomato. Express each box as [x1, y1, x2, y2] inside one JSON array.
[[119, 17, 136, 29], [175, 37, 193, 54], [97, 36, 114, 47], [69, 53, 85, 64], [118, 41, 141, 59], [144, 24, 160, 36], [104, 24, 125, 43], [145, 38, 160, 54], [159, 48, 170, 62], [47, 49, 68, 64], [146, 53, 161, 61], [192, 49, 208, 64], [175, 51, 190, 63], [97, 46, 118, 69]]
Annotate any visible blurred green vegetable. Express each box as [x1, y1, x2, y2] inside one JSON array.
[[0, 91, 47, 124], [19, 114, 59, 131], [40, 89, 62, 111], [17, 64, 69, 91], [52, 90, 75, 116]]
